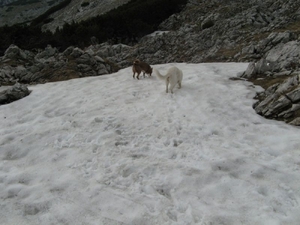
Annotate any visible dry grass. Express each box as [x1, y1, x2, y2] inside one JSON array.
[[216, 47, 240, 58], [249, 75, 290, 90], [275, 21, 300, 34]]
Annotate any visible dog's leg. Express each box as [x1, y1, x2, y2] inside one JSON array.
[[166, 78, 169, 93], [143, 72, 146, 78], [178, 81, 181, 89], [137, 72, 141, 80], [169, 82, 176, 94], [133, 72, 135, 79]]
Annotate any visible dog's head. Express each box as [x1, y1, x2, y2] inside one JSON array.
[[133, 59, 140, 65]]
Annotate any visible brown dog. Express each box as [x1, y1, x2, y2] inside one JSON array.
[[132, 63, 142, 80], [132, 59, 153, 80]]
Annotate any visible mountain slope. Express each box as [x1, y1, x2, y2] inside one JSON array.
[[41, 0, 131, 33], [0, 0, 130, 31], [0, 0, 63, 26]]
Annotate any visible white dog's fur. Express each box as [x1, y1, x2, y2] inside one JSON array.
[[154, 66, 183, 93]]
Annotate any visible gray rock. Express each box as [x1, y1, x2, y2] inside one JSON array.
[[289, 117, 300, 126], [70, 48, 84, 58], [35, 45, 58, 60], [3, 44, 27, 60], [266, 41, 300, 69], [240, 62, 257, 78], [76, 54, 96, 65], [286, 87, 300, 103], [276, 76, 299, 94], [278, 104, 300, 118], [254, 93, 278, 115], [95, 56, 105, 63], [256, 59, 272, 74], [253, 74, 300, 122], [77, 64, 93, 72], [0, 83, 30, 105], [273, 71, 292, 77], [263, 95, 292, 117], [0, 43, 118, 85], [201, 19, 214, 30], [63, 46, 75, 56]]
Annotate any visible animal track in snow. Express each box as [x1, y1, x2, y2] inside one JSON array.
[[173, 139, 182, 147], [156, 186, 172, 199], [115, 141, 129, 146]]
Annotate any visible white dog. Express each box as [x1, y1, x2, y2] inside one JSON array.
[[154, 66, 183, 93]]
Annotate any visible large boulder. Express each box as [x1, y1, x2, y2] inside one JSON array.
[[265, 41, 300, 69], [3, 44, 28, 60], [0, 83, 31, 105], [0, 44, 118, 85], [252, 75, 300, 124]]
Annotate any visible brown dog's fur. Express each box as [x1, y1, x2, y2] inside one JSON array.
[[132, 59, 153, 80], [132, 63, 142, 79]]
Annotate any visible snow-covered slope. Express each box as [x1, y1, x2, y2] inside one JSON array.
[[1, 63, 300, 224]]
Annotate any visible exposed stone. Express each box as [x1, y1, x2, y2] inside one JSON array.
[[240, 62, 257, 79], [273, 71, 292, 77], [3, 44, 27, 60], [263, 95, 292, 117], [0, 43, 116, 86], [289, 117, 300, 126], [35, 45, 58, 60], [286, 87, 300, 103], [70, 48, 84, 58], [276, 76, 299, 94], [256, 59, 273, 74], [0, 83, 30, 105], [201, 19, 214, 30]]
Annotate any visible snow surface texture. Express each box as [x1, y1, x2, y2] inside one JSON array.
[[0, 63, 300, 225]]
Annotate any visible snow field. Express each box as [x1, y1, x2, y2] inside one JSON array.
[[0, 63, 300, 224]]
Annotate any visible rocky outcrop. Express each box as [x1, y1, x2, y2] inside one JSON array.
[[0, 0, 130, 31], [238, 32, 300, 125], [62, 0, 299, 67], [0, 44, 119, 85], [0, 83, 31, 105], [0, 0, 62, 27], [3, 0, 300, 65], [252, 75, 300, 124], [42, 0, 131, 33]]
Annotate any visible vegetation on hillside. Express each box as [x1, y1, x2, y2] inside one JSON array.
[[0, 0, 187, 55]]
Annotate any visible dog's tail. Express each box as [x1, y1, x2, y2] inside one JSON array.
[[154, 68, 168, 80]]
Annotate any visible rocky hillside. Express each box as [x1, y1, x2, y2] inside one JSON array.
[[0, 0, 63, 26], [41, 0, 131, 33], [0, 0, 19, 6], [0, 0, 130, 30], [1, 0, 300, 126]]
